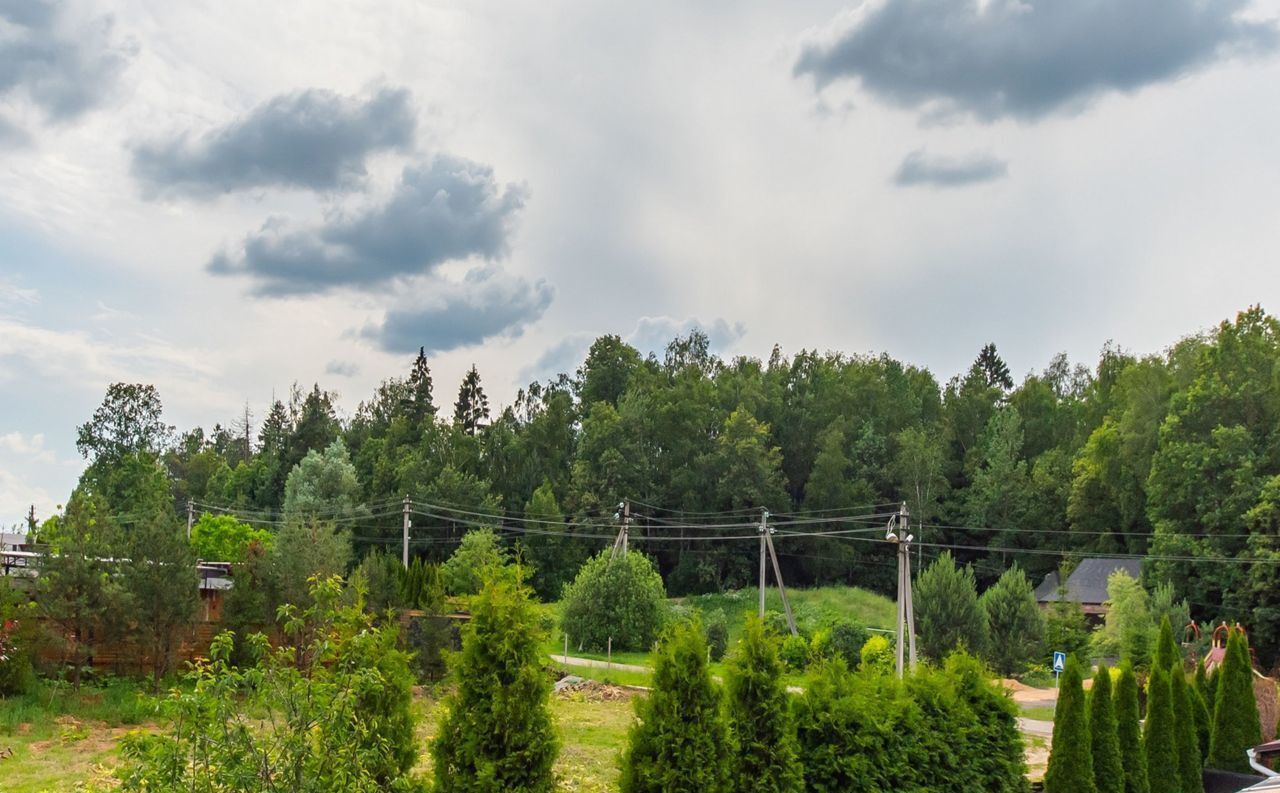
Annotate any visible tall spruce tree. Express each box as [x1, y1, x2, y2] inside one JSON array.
[[1089, 665, 1124, 793], [454, 365, 491, 436], [1114, 663, 1150, 793], [432, 573, 558, 792], [1208, 629, 1261, 772], [408, 346, 436, 423], [1171, 668, 1205, 793], [1144, 666, 1179, 793], [620, 620, 732, 793], [1046, 656, 1096, 793], [724, 618, 803, 793]]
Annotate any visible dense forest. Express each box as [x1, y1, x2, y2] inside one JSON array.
[[36, 305, 1280, 661]]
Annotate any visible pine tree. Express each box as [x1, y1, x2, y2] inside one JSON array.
[[1144, 666, 1179, 793], [1155, 616, 1180, 672], [1046, 656, 1096, 793], [620, 620, 732, 793], [979, 564, 1045, 676], [1172, 669, 1205, 793], [724, 618, 803, 793], [1089, 665, 1124, 793], [408, 346, 436, 423], [914, 552, 989, 661], [1208, 629, 1261, 773], [432, 573, 558, 792], [1114, 663, 1150, 793], [454, 365, 490, 436]]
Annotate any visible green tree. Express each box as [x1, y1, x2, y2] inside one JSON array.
[[432, 573, 558, 792], [35, 494, 125, 690], [189, 512, 273, 561], [1114, 663, 1150, 793], [123, 512, 199, 690], [1090, 665, 1124, 793], [915, 552, 988, 661], [620, 620, 732, 793], [1045, 656, 1096, 793], [266, 518, 353, 618], [283, 438, 364, 519], [561, 549, 667, 652], [1172, 668, 1205, 793], [892, 425, 949, 527], [1191, 671, 1212, 763], [399, 556, 445, 612], [1045, 564, 1091, 662], [75, 382, 174, 465], [1144, 666, 1179, 793], [520, 481, 579, 601], [977, 343, 1015, 391], [408, 346, 437, 423], [577, 334, 643, 407], [440, 528, 510, 597], [0, 577, 37, 695], [1094, 570, 1152, 668], [714, 407, 788, 511], [724, 618, 802, 793], [453, 365, 491, 436], [1208, 628, 1261, 772], [980, 565, 1045, 675], [1155, 615, 1181, 672]]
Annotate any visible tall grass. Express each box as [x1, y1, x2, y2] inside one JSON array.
[[0, 677, 166, 735]]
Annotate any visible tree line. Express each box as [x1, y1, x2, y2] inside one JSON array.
[[25, 305, 1280, 664]]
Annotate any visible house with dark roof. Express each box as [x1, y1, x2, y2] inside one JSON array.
[[1034, 558, 1143, 618]]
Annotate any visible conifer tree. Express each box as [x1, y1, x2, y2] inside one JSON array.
[[408, 346, 436, 423], [1046, 656, 1096, 793], [454, 365, 490, 436], [432, 572, 558, 792], [620, 620, 732, 793], [1155, 616, 1180, 672], [1191, 677, 1211, 762], [1144, 666, 1179, 793], [1114, 663, 1150, 793], [1172, 668, 1205, 793], [1089, 665, 1124, 793], [1208, 629, 1261, 773], [724, 618, 803, 793]]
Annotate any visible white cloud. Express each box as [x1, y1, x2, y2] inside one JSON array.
[[0, 468, 57, 527], [0, 432, 57, 464]]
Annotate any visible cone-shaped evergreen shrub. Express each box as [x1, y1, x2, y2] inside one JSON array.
[[620, 619, 732, 793], [1208, 629, 1261, 773], [1155, 616, 1180, 672], [1089, 665, 1124, 793], [1144, 666, 1179, 793], [1114, 663, 1150, 793], [432, 573, 558, 793], [1046, 656, 1096, 793], [724, 617, 803, 793], [1172, 668, 1205, 793], [1193, 660, 1211, 758]]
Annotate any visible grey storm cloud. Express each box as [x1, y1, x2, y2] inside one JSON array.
[[208, 155, 527, 295], [794, 0, 1279, 121], [0, 0, 132, 122], [324, 360, 359, 377], [363, 266, 554, 355], [894, 149, 1008, 188], [132, 88, 416, 197]]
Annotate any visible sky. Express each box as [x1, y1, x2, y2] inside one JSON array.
[[2, 0, 1280, 525]]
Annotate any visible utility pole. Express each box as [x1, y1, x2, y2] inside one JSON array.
[[402, 495, 412, 569], [186, 499, 194, 540], [757, 508, 798, 636], [610, 500, 631, 561], [888, 502, 917, 678]]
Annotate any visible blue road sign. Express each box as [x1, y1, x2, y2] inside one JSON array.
[[1052, 651, 1066, 672]]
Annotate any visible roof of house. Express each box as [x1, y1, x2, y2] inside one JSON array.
[[1034, 558, 1143, 605], [0, 531, 27, 551]]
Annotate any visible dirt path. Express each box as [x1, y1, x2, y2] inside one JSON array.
[[552, 654, 652, 674]]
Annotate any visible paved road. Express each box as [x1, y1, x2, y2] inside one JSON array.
[[1018, 718, 1054, 738], [552, 654, 652, 675]]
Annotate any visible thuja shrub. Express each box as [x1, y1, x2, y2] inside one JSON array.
[[1172, 668, 1205, 793], [620, 619, 732, 793], [1089, 665, 1123, 793], [1208, 628, 1262, 773], [432, 572, 558, 793], [118, 577, 422, 792], [1144, 666, 1179, 793], [561, 549, 667, 652], [724, 617, 803, 793], [1114, 663, 1150, 793], [1045, 656, 1096, 793]]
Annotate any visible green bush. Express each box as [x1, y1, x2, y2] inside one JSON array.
[[1155, 616, 1181, 672], [779, 634, 810, 671], [118, 577, 422, 792], [1114, 663, 1150, 793], [860, 634, 895, 675], [1089, 665, 1123, 793], [432, 573, 558, 792], [1143, 665, 1178, 792], [0, 578, 37, 696], [1208, 628, 1261, 773], [620, 620, 732, 793], [406, 614, 457, 682], [1045, 656, 1095, 793], [561, 550, 667, 652], [724, 618, 803, 793], [440, 528, 510, 597], [823, 618, 869, 668], [705, 608, 730, 662], [400, 556, 445, 612], [352, 550, 406, 615]]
